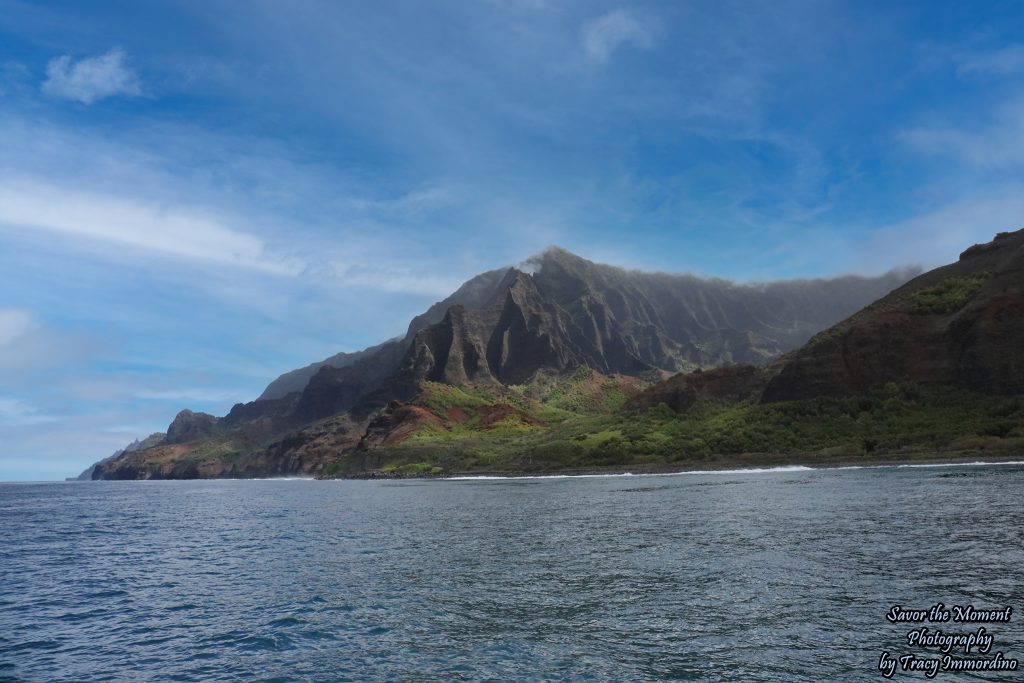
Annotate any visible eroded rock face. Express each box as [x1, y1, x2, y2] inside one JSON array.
[[400, 271, 590, 387], [529, 247, 914, 371], [763, 229, 1024, 401], [256, 269, 515, 402], [289, 340, 409, 423], [359, 401, 446, 449], [392, 251, 909, 391]]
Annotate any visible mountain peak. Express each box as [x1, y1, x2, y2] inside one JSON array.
[[521, 245, 593, 273]]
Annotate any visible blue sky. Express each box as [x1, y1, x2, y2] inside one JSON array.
[[1, 1, 1023, 479]]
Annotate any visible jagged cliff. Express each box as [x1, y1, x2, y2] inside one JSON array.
[[88, 246, 913, 479], [257, 267, 515, 401]]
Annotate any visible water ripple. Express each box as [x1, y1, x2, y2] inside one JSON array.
[[1, 466, 1023, 681]]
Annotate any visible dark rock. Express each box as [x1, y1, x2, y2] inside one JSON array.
[[358, 401, 446, 449], [72, 432, 164, 480], [764, 229, 1024, 401], [164, 409, 220, 444], [257, 339, 401, 401], [256, 267, 511, 401]]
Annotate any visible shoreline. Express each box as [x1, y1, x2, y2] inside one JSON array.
[[331, 451, 1024, 481], [52, 452, 1024, 484]]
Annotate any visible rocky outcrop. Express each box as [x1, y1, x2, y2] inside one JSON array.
[[91, 413, 360, 480], [404, 267, 513, 340], [165, 410, 220, 444], [763, 229, 1024, 401], [71, 433, 164, 481], [358, 401, 447, 449]]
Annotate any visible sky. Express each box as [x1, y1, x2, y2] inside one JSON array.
[[1, 0, 1023, 479]]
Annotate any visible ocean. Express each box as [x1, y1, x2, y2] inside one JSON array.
[[2, 464, 1022, 681]]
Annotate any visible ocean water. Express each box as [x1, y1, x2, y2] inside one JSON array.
[[2, 465, 1022, 682]]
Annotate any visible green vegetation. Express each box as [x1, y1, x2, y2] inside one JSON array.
[[379, 462, 445, 476], [907, 273, 989, 314], [332, 379, 1024, 477], [417, 382, 493, 414], [153, 437, 242, 463], [523, 367, 630, 411]]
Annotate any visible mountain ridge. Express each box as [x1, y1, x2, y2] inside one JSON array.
[[257, 248, 916, 402], [86, 245, 918, 480]]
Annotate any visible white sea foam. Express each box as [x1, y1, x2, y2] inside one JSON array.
[[443, 465, 815, 481], [444, 473, 637, 481], [182, 476, 318, 481], [682, 465, 815, 475], [835, 461, 1024, 471], [442, 461, 1024, 481]]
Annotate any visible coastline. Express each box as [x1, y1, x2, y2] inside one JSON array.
[[329, 451, 1024, 481]]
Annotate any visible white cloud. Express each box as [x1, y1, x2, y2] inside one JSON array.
[[135, 388, 249, 403], [0, 397, 58, 427], [326, 263, 463, 297], [42, 48, 142, 104], [957, 45, 1024, 77], [580, 9, 655, 65], [858, 187, 1024, 271], [901, 97, 1024, 169], [0, 180, 300, 275]]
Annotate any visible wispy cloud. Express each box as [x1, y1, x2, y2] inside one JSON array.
[[135, 388, 250, 403], [901, 96, 1024, 169], [0, 180, 300, 275], [329, 263, 463, 297], [42, 48, 142, 104], [0, 396, 59, 427], [956, 44, 1024, 77], [580, 9, 656, 65], [343, 186, 459, 217], [859, 186, 1024, 270]]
